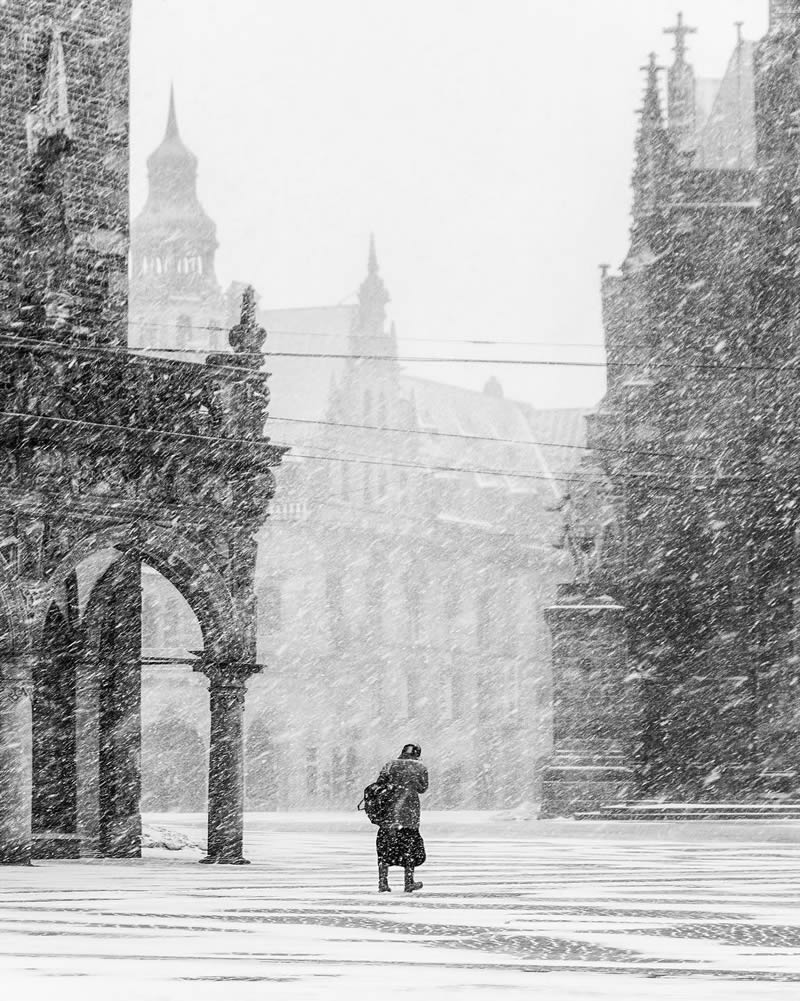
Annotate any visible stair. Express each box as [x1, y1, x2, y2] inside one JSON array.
[[576, 801, 800, 822]]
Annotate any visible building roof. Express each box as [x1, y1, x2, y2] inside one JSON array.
[[400, 375, 583, 500], [693, 42, 756, 170], [258, 305, 587, 502]]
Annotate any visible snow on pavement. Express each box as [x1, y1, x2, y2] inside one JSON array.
[[1, 812, 800, 1000]]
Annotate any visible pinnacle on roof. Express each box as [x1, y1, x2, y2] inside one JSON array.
[[630, 54, 671, 230], [228, 286, 267, 363], [354, 234, 391, 339], [664, 14, 697, 152], [166, 83, 179, 140], [664, 12, 697, 65], [147, 85, 198, 172], [368, 232, 379, 276], [26, 26, 73, 158]]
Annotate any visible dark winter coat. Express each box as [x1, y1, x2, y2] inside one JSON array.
[[378, 757, 428, 829]]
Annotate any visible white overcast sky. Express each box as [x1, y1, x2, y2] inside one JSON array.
[[130, 0, 768, 410]]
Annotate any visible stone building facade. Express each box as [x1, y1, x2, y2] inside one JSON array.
[[544, 1, 800, 816], [0, 0, 282, 864], [131, 98, 586, 813]]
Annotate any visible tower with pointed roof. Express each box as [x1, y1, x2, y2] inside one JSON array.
[[129, 88, 224, 352]]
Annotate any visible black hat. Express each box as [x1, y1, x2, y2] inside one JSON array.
[[400, 743, 422, 759]]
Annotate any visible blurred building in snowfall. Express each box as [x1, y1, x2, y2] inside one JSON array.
[[130, 93, 585, 811]]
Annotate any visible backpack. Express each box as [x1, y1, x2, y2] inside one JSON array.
[[358, 778, 396, 825]]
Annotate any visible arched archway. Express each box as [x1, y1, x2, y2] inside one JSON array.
[[34, 522, 241, 659], [25, 522, 256, 862]]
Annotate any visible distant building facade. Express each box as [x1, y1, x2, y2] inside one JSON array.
[[131, 96, 585, 812], [543, 2, 800, 816]]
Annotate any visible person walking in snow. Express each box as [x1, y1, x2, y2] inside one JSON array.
[[376, 743, 428, 893]]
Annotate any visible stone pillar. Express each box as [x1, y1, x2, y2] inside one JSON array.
[[98, 552, 142, 859], [0, 654, 35, 865], [75, 655, 101, 857], [540, 586, 636, 818], [196, 662, 260, 864]]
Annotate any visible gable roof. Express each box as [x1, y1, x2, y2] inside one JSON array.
[[693, 41, 756, 170]]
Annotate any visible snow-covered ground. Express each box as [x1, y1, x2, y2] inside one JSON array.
[[2, 812, 800, 1000]]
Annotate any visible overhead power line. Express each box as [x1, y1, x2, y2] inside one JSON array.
[[0, 408, 765, 490], [266, 412, 699, 464], [125, 317, 606, 350], [7, 326, 800, 378]]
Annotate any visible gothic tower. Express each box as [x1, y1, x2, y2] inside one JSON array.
[[129, 88, 224, 352], [0, 0, 130, 343]]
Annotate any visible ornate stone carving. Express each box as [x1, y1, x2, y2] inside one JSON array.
[[0, 683, 33, 705]]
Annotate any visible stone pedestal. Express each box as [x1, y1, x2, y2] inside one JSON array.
[[197, 662, 260, 864], [540, 586, 636, 818], [0, 655, 35, 865]]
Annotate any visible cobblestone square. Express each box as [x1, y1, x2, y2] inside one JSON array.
[[2, 814, 800, 999]]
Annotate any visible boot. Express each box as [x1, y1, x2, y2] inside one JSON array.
[[404, 865, 423, 893], [378, 861, 391, 893]]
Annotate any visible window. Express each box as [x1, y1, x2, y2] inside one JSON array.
[[305, 746, 318, 796], [262, 584, 282, 633], [407, 581, 422, 644], [377, 466, 388, 500], [366, 564, 385, 641], [345, 747, 357, 791], [445, 582, 460, 622], [476, 588, 491, 649], [401, 669, 418, 720], [326, 573, 347, 647], [363, 467, 371, 505], [176, 314, 192, 350]]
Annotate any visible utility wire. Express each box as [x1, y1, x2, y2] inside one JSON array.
[[125, 316, 607, 349], [266, 413, 701, 464], [0, 407, 764, 489], [9, 325, 800, 377]]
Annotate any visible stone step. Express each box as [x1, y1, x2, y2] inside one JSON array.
[[577, 801, 800, 822]]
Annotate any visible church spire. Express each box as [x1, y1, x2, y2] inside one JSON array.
[[664, 13, 697, 151], [166, 82, 179, 140], [354, 234, 390, 339]]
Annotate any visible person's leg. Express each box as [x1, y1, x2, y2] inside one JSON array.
[[378, 859, 390, 892], [403, 861, 422, 892], [403, 830, 423, 892]]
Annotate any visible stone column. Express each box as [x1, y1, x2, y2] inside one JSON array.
[[540, 586, 636, 818], [0, 654, 35, 865], [196, 662, 261, 864], [75, 655, 101, 857]]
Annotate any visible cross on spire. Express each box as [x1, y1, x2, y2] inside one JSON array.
[[664, 12, 697, 63], [639, 52, 666, 113], [640, 52, 665, 78]]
